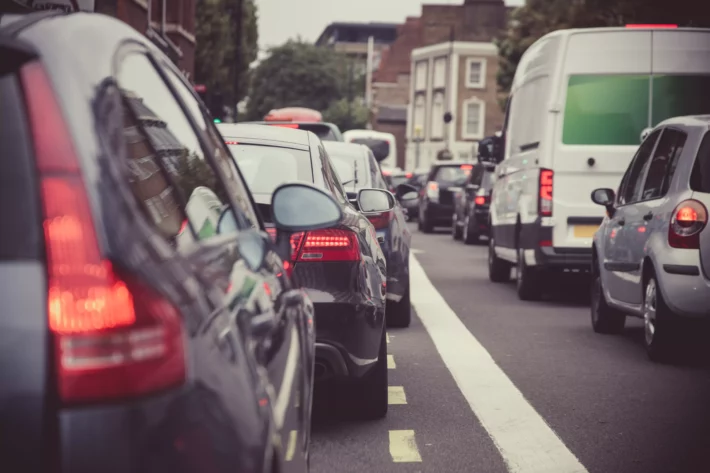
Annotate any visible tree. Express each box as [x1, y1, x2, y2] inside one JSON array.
[[246, 40, 350, 120], [322, 98, 369, 132]]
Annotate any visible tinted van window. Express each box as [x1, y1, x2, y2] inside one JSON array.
[[652, 75, 710, 124], [226, 144, 313, 195]]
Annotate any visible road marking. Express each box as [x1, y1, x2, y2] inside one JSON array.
[[387, 354, 396, 369], [409, 255, 588, 473], [386, 332, 390, 344], [284, 430, 297, 461], [388, 386, 407, 404], [389, 430, 423, 462], [411, 248, 424, 254]]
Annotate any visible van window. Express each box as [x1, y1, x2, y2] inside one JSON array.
[[652, 75, 710, 124], [563, 75, 650, 146], [350, 137, 390, 162]]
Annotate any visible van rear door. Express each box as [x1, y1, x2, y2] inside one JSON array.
[[552, 30, 651, 248]]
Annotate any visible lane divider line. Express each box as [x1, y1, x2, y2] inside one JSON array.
[[409, 254, 588, 473], [386, 332, 390, 344], [389, 430, 423, 462], [387, 386, 407, 405], [387, 354, 396, 369], [284, 430, 297, 461]]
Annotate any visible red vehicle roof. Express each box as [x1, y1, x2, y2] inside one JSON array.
[[264, 107, 322, 123]]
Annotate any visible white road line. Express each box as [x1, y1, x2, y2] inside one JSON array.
[[389, 430, 423, 462], [409, 255, 588, 473], [388, 386, 407, 405], [411, 248, 424, 254], [284, 430, 297, 461], [387, 354, 396, 369], [386, 332, 390, 344]]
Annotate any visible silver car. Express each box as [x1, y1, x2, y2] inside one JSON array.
[[590, 115, 710, 362]]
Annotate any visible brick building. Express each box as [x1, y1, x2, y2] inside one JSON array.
[[96, 0, 196, 79]]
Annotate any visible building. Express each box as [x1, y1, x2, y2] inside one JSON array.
[[315, 22, 399, 76], [96, 0, 196, 79]]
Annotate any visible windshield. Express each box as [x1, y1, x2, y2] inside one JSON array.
[[226, 143, 313, 195], [350, 138, 390, 161], [563, 74, 710, 145], [296, 123, 339, 141], [433, 165, 471, 186], [328, 152, 369, 190]]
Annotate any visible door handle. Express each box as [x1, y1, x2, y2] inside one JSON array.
[[643, 212, 653, 221]]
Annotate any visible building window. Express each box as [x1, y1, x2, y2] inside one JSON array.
[[433, 56, 447, 89], [415, 60, 428, 91], [413, 94, 426, 139], [431, 91, 445, 139], [465, 58, 486, 89], [462, 98, 485, 139]]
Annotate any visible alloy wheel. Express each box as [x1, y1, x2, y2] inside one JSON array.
[[644, 279, 657, 347]]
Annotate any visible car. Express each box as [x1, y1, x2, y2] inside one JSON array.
[[591, 115, 710, 362], [417, 161, 474, 233], [486, 25, 710, 301], [343, 129, 398, 169], [0, 10, 329, 473], [324, 141, 414, 327], [381, 169, 418, 219], [451, 156, 496, 245], [243, 120, 344, 142], [217, 123, 393, 419]]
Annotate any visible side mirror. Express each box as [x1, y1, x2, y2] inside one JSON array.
[[271, 182, 343, 232], [395, 183, 417, 198], [401, 191, 418, 201], [591, 188, 615, 216], [357, 188, 396, 213], [217, 206, 238, 235]]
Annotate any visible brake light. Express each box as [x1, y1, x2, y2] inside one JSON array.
[[474, 195, 486, 205], [668, 200, 708, 249], [367, 211, 393, 230], [21, 61, 185, 403], [539, 169, 553, 216], [293, 229, 359, 262], [405, 172, 412, 178], [179, 219, 188, 234], [461, 165, 473, 170], [224, 140, 239, 145], [382, 170, 392, 176], [626, 24, 677, 28], [269, 123, 299, 129]]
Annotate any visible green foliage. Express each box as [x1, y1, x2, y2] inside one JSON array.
[[246, 40, 352, 120], [495, 0, 710, 110], [322, 98, 369, 132], [174, 152, 228, 205]]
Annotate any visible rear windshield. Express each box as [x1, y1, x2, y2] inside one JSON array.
[[227, 143, 313, 195], [562, 74, 710, 146], [295, 124, 339, 141], [433, 165, 472, 186], [690, 131, 710, 193], [328, 152, 369, 190], [350, 138, 390, 162]]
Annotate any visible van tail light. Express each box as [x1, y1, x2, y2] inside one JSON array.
[[668, 200, 708, 249], [366, 210, 393, 230], [474, 195, 487, 206], [426, 181, 440, 200], [539, 169, 553, 217], [293, 229, 359, 262], [21, 61, 186, 404]]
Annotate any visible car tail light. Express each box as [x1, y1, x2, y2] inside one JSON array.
[[21, 61, 186, 404], [293, 229, 359, 262], [426, 181, 439, 200], [539, 169, 553, 216], [474, 195, 487, 206], [367, 211, 393, 230], [668, 199, 708, 249]]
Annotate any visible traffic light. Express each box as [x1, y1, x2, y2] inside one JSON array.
[[208, 92, 226, 123]]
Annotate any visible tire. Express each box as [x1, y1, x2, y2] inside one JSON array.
[[463, 214, 479, 245], [643, 273, 679, 363], [516, 247, 543, 301], [590, 269, 625, 334], [387, 281, 411, 328], [353, 328, 388, 419], [420, 216, 433, 233], [452, 214, 463, 240], [488, 236, 511, 282]]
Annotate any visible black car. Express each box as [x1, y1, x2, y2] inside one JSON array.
[[0, 10, 331, 473], [451, 162, 496, 244], [243, 121, 344, 142], [324, 141, 414, 327], [217, 123, 392, 419], [417, 161, 474, 233]]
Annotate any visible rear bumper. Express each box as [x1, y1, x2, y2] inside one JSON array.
[[471, 208, 490, 235], [518, 220, 592, 270]]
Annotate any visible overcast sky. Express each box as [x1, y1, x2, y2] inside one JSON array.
[[255, 0, 525, 54]]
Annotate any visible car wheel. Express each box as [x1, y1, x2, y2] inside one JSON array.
[[516, 247, 542, 301], [353, 328, 388, 419], [590, 269, 625, 334], [452, 214, 463, 240], [643, 274, 678, 362], [488, 236, 511, 282], [463, 215, 479, 245], [387, 280, 411, 328]]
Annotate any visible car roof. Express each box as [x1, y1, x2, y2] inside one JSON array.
[[656, 114, 710, 130], [217, 123, 312, 147], [322, 140, 370, 158]]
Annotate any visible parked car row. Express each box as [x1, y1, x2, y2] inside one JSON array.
[[0, 9, 413, 473]]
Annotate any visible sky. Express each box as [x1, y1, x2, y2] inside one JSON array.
[[255, 0, 525, 57]]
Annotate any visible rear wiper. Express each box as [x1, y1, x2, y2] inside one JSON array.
[[341, 160, 359, 188]]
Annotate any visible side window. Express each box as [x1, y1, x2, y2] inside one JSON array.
[[369, 153, 388, 189], [641, 129, 686, 200], [319, 146, 348, 204], [162, 65, 259, 229], [690, 131, 710, 193], [470, 165, 484, 186], [618, 129, 661, 205]]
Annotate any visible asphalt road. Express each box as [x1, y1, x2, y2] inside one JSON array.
[[310, 223, 710, 473]]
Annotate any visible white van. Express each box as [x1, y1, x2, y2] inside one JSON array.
[[343, 129, 397, 169], [486, 26, 710, 300]]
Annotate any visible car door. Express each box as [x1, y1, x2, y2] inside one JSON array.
[[117, 50, 310, 468], [603, 129, 661, 303], [466, 165, 484, 216]]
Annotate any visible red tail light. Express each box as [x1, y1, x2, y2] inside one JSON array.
[[474, 195, 487, 206], [224, 140, 239, 145], [293, 229, 359, 262], [21, 62, 185, 403], [367, 211, 393, 230], [668, 200, 708, 249], [539, 169, 553, 217]]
